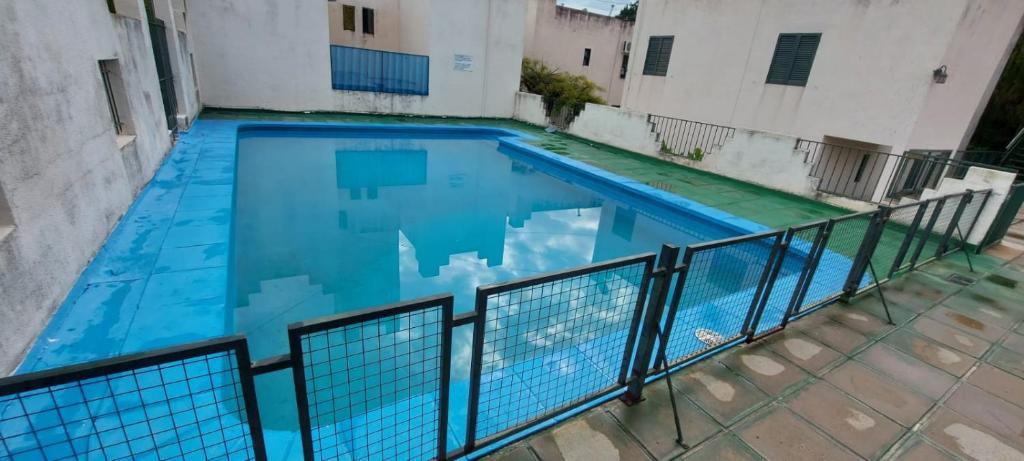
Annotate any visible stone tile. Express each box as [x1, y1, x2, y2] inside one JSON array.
[[736, 405, 859, 461], [942, 293, 1022, 328], [487, 444, 538, 461], [881, 329, 974, 377], [609, 382, 721, 460], [528, 411, 652, 461], [920, 406, 1024, 460], [925, 305, 1008, 342], [951, 284, 1024, 323], [824, 361, 932, 427], [826, 306, 895, 338], [880, 272, 958, 313], [718, 346, 811, 396], [945, 383, 1024, 443], [856, 343, 957, 399], [910, 317, 991, 358], [676, 362, 770, 426], [1001, 332, 1024, 355], [681, 433, 762, 461], [890, 435, 957, 460], [847, 293, 917, 326], [801, 320, 871, 355], [763, 330, 845, 375], [988, 345, 1024, 379], [786, 381, 904, 458], [967, 363, 1024, 407], [153, 242, 229, 274]]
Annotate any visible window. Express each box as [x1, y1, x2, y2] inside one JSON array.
[[766, 33, 820, 86], [342, 5, 355, 31], [853, 154, 870, 182], [0, 182, 13, 234], [620, 54, 629, 78], [106, 0, 116, 13], [99, 60, 133, 136], [642, 36, 673, 76], [583, 48, 591, 66], [362, 8, 375, 35]]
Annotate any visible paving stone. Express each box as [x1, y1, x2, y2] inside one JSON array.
[[920, 406, 1024, 460], [1001, 332, 1024, 355], [889, 435, 957, 460], [736, 405, 859, 461], [848, 293, 917, 326], [763, 330, 845, 375], [675, 361, 770, 426], [881, 329, 974, 377], [826, 306, 895, 338], [967, 363, 1024, 407], [942, 292, 1023, 327], [824, 361, 932, 427], [910, 317, 991, 357], [879, 272, 958, 313], [856, 343, 958, 399], [925, 305, 1008, 342], [718, 346, 811, 396], [528, 410, 652, 461], [800, 320, 871, 355], [680, 433, 762, 461], [987, 345, 1024, 379], [486, 443, 538, 461], [786, 381, 904, 458], [608, 382, 721, 460], [944, 383, 1024, 443]]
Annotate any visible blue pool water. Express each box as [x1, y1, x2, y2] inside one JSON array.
[[13, 122, 810, 460]]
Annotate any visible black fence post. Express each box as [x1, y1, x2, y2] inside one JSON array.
[[622, 244, 678, 404], [971, 190, 994, 254], [782, 221, 832, 327], [909, 198, 946, 269], [744, 233, 789, 341], [843, 209, 888, 297], [888, 202, 929, 277]]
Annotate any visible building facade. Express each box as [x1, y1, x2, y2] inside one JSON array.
[[524, 0, 634, 105], [622, 0, 1024, 201]]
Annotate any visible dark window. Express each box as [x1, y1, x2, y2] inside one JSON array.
[[362, 8, 375, 35], [766, 33, 820, 86], [853, 153, 871, 182], [620, 54, 629, 79], [106, 0, 116, 14], [342, 5, 355, 31], [99, 60, 131, 135], [583, 48, 591, 66], [642, 36, 673, 76]]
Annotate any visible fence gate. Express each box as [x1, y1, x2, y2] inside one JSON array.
[[148, 18, 178, 131]]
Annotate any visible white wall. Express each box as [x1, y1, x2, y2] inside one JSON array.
[[920, 167, 1018, 244], [0, 0, 172, 373], [622, 0, 1024, 154], [513, 91, 548, 126], [524, 0, 633, 105], [565, 103, 659, 154], [188, 0, 526, 117]]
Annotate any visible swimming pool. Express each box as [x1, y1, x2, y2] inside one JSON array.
[[17, 122, 790, 460]]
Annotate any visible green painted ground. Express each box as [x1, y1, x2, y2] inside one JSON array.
[[202, 108, 851, 229]]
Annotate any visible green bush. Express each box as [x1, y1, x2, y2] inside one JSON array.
[[520, 58, 605, 126]]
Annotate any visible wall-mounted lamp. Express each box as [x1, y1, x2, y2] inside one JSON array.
[[933, 65, 948, 84]]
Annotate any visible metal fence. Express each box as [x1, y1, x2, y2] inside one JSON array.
[[647, 114, 735, 159], [0, 187, 994, 461], [798, 139, 895, 202], [329, 45, 429, 95]]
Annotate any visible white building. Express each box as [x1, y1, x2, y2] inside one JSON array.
[[523, 0, 634, 105], [621, 0, 1024, 202]]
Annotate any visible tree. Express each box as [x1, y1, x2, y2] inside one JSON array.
[[520, 58, 606, 126], [616, 2, 638, 21], [970, 33, 1024, 150]]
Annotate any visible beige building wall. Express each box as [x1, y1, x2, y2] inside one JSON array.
[[524, 0, 633, 105], [327, 0, 429, 55]]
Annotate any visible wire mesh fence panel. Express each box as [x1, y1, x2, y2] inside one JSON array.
[[289, 295, 453, 461], [873, 201, 927, 281], [0, 337, 265, 461], [468, 255, 653, 446], [797, 212, 875, 313], [914, 194, 965, 266], [659, 232, 783, 367], [754, 223, 828, 335], [948, 190, 991, 253]]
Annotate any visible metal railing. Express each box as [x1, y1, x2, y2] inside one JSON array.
[[0, 187, 993, 461], [647, 114, 735, 159], [798, 139, 895, 202], [329, 45, 429, 95]]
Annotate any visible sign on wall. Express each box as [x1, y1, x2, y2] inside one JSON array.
[[454, 54, 474, 72]]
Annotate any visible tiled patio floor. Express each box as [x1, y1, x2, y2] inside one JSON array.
[[203, 109, 850, 229], [483, 240, 1024, 460]]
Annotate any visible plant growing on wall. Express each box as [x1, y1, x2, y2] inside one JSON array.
[[520, 58, 606, 128], [659, 141, 675, 156], [689, 147, 704, 161]]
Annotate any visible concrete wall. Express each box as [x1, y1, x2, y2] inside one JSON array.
[[0, 0, 172, 373], [152, 0, 201, 128], [188, 0, 525, 117], [513, 91, 548, 126], [565, 103, 659, 155], [920, 167, 1019, 244], [524, 0, 633, 105], [622, 0, 1024, 159]]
